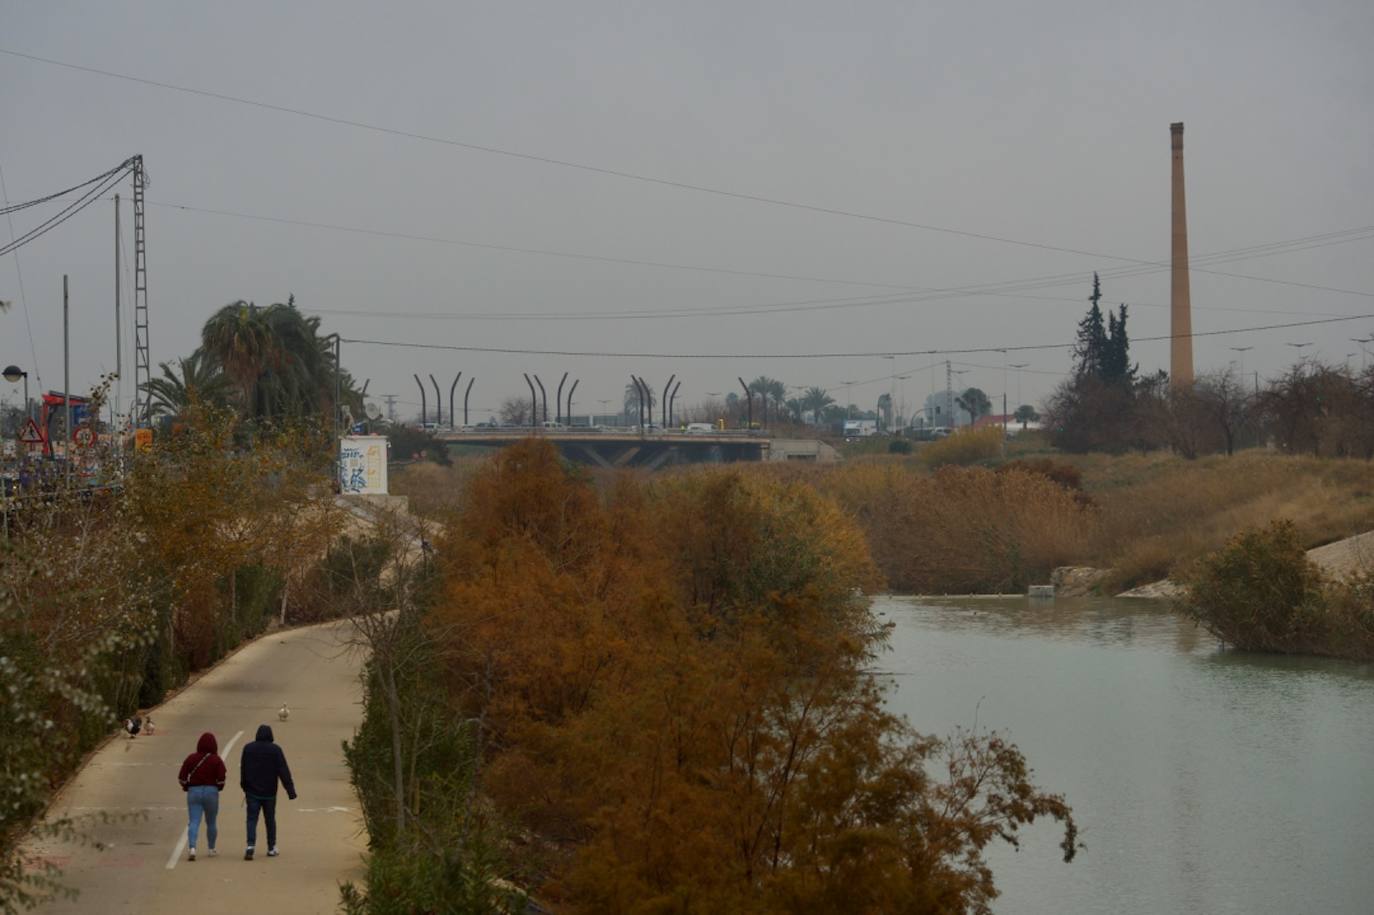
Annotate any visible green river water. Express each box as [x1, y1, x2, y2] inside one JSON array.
[[877, 595, 1374, 914]]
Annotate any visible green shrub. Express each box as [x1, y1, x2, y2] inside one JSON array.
[[887, 438, 913, 454], [1180, 520, 1374, 659]]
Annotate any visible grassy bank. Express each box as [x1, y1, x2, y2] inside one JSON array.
[[1069, 450, 1374, 591]]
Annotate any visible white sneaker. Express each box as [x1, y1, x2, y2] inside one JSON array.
[[208, 849, 218, 857], [266, 847, 279, 857], [188, 847, 196, 861]]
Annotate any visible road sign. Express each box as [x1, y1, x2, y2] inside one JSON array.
[[73, 425, 96, 448], [18, 418, 43, 445]]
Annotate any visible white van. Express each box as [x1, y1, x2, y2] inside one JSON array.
[[685, 423, 714, 434]]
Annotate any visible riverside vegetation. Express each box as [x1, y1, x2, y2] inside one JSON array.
[[341, 440, 1078, 914], [1179, 520, 1374, 662], [391, 433, 1373, 647]]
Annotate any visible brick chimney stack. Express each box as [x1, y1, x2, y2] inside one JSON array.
[[1170, 122, 1194, 387]]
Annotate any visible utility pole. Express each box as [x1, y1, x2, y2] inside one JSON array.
[[882, 355, 896, 432], [63, 275, 71, 487], [132, 155, 150, 428], [334, 335, 342, 434], [945, 360, 953, 428], [113, 194, 121, 435], [382, 394, 398, 423]]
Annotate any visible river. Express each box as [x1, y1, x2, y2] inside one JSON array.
[[878, 595, 1374, 915]]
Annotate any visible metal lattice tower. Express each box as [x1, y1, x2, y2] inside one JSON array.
[[132, 156, 151, 427]]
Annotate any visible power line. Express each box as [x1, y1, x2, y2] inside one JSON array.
[[142, 198, 1371, 321], [155, 197, 1374, 302], [7, 45, 1372, 293], [145, 200, 919, 292], [0, 164, 132, 257], [340, 312, 1374, 361], [0, 158, 134, 216], [0, 158, 41, 387]]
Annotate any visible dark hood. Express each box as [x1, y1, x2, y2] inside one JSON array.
[[255, 724, 274, 743], [196, 731, 218, 754]]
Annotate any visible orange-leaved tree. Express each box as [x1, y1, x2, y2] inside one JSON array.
[[422, 441, 1076, 913]]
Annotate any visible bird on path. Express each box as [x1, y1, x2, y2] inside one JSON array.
[[124, 716, 142, 738], [278, 704, 290, 722], [143, 716, 156, 736]]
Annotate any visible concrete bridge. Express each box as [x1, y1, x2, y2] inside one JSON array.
[[433, 428, 772, 469]]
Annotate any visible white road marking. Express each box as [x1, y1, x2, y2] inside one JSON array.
[[164, 730, 243, 870]]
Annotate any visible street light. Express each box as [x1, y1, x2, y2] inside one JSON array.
[[1008, 363, 1028, 408], [2, 365, 29, 423], [1351, 338, 1372, 370]]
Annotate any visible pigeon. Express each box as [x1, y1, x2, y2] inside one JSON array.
[[278, 704, 290, 722], [125, 716, 142, 738], [143, 716, 156, 736]]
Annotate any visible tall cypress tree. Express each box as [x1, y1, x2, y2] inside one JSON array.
[[1073, 273, 1108, 380], [1103, 304, 1136, 386]]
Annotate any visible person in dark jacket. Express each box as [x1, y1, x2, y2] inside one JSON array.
[[177, 731, 227, 861], [238, 724, 297, 860]]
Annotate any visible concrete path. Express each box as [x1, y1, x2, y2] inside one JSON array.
[[26, 620, 367, 914]]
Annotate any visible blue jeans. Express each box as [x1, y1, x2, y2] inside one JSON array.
[[186, 785, 219, 850], [245, 795, 277, 849]]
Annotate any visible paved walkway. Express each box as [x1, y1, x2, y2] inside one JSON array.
[[27, 620, 367, 914]]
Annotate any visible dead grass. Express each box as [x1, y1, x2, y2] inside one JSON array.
[[389, 459, 481, 518], [1070, 450, 1374, 590], [389, 443, 1374, 596], [814, 463, 1097, 593], [917, 426, 1004, 469]]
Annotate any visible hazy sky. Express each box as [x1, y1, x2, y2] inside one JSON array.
[[2, 0, 1372, 423]]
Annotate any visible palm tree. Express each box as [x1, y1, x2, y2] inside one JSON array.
[[147, 350, 231, 418], [259, 300, 329, 418], [800, 386, 834, 425], [201, 301, 273, 415], [201, 296, 362, 426], [748, 376, 787, 424]]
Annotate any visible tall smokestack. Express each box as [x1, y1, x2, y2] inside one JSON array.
[[1170, 121, 1194, 387]]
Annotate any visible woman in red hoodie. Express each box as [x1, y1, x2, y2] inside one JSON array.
[[177, 732, 227, 861]]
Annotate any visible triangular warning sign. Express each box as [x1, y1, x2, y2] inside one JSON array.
[[18, 418, 44, 444]]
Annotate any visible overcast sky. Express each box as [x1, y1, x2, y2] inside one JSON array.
[[2, 0, 1371, 423]]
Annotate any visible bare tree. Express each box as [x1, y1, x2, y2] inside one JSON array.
[[498, 397, 529, 426], [1193, 368, 1253, 456]]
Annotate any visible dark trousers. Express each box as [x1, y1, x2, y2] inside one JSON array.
[[245, 796, 277, 849]]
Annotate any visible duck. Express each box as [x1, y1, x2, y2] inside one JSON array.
[[278, 703, 290, 722]]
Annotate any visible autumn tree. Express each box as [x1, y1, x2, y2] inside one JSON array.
[[379, 440, 1078, 912]]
